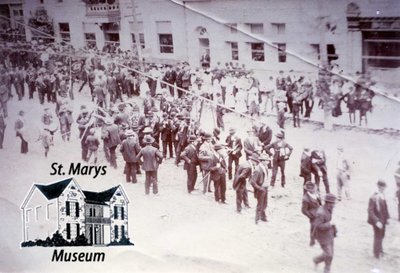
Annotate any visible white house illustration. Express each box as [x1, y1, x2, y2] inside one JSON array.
[[21, 178, 130, 245]]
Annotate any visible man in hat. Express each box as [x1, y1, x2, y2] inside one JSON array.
[[0, 105, 5, 149], [174, 115, 189, 166], [312, 193, 337, 273], [181, 135, 199, 193], [226, 128, 243, 180], [311, 149, 330, 193], [250, 154, 269, 224], [302, 181, 321, 246], [265, 132, 293, 187], [198, 132, 215, 193], [77, 105, 91, 139], [233, 154, 259, 213], [15, 110, 28, 154], [136, 135, 163, 195], [102, 118, 121, 169], [243, 127, 262, 160], [336, 146, 351, 201], [85, 128, 100, 164], [160, 112, 174, 159], [368, 180, 390, 259], [300, 148, 313, 190], [143, 91, 155, 115], [36, 70, 47, 104], [120, 129, 141, 183], [210, 144, 227, 203]]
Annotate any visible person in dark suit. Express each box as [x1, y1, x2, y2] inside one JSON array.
[[250, 154, 269, 224], [302, 181, 321, 246], [311, 149, 330, 193], [312, 193, 337, 273], [265, 132, 293, 187], [209, 144, 227, 203], [103, 118, 121, 169], [300, 148, 313, 192], [180, 135, 199, 193], [368, 180, 390, 259], [198, 133, 215, 194], [120, 130, 141, 183], [233, 154, 259, 213], [225, 128, 242, 180], [160, 112, 174, 158], [136, 135, 163, 195]]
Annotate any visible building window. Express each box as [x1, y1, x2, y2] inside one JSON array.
[[310, 44, 320, 60], [66, 223, 71, 239], [251, 43, 264, 61], [59, 22, 70, 42], [114, 225, 119, 239], [84, 33, 96, 49], [229, 42, 239, 61], [132, 33, 145, 49], [114, 206, 124, 220], [327, 44, 338, 63], [271, 23, 285, 35], [274, 43, 287, 63], [226, 23, 237, 33], [247, 23, 263, 34], [121, 207, 125, 220], [156, 21, 173, 54], [76, 224, 80, 236], [159, 34, 174, 54]]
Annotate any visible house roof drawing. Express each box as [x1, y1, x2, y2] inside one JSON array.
[[83, 186, 120, 205], [21, 177, 129, 209], [36, 178, 75, 200]]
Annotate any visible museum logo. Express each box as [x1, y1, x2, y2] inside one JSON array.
[[20, 178, 133, 262]]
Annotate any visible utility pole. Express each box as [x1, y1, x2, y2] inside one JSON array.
[[130, 0, 143, 68], [317, 0, 333, 130]]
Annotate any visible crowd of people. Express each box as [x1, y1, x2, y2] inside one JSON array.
[[0, 39, 398, 273]]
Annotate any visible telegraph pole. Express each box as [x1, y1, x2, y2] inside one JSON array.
[[318, 0, 333, 130], [130, 0, 143, 68]]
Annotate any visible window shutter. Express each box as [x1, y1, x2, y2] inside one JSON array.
[[114, 225, 118, 239], [121, 207, 124, 220], [121, 225, 125, 238], [76, 224, 80, 236], [66, 201, 70, 216], [66, 223, 71, 239], [75, 202, 79, 217], [114, 206, 118, 219]]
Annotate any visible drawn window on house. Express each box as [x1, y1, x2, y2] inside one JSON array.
[[59, 22, 71, 42], [75, 202, 79, 217], [26, 209, 32, 223], [46, 203, 53, 220], [66, 223, 71, 239], [66, 201, 78, 217], [121, 207, 125, 220], [250, 43, 265, 62], [66, 201, 70, 216], [247, 23, 263, 34], [114, 225, 119, 239], [271, 23, 285, 35], [35, 205, 42, 221], [121, 225, 125, 238], [76, 224, 80, 236]]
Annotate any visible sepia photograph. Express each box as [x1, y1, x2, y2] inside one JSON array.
[[0, 0, 399, 272]]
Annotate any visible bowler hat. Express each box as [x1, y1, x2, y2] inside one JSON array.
[[276, 132, 284, 139], [143, 127, 153, 134], [214, 144, 223, 151], [377, 180, 387, 188], [143, 135, 155, 144], [303, 181, 316, 191], [229, 128, 236, 134], [249, 154, 260, 163], [125, 129, 135, 137], [213, 127, 221, 134], [204, 132, 212, 140], [188, 135, 197, 142], [324, 193, 337, 203]]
